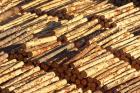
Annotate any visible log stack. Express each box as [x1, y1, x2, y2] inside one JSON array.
[[0, 0, 140, 93]]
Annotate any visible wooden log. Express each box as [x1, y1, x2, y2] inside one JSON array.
[[0, 65, 33, 84], [103, 70, 140, 90], [5, 70, 45, 92], [0, 7, 21, 23], [102, 32, 131, 48], [85, 46, 102, 57], [68, 42, 97, 64], [80, 58, 119, 78], [25, 41, 57, 52], [68, 24, 102, 42], [24, 36, 57, 49], [0, 59, 16, 67], [56, 84, 77, 93], [0, 66, 40, 89], [21, 0, 49, 10], [104, 68, 136, 86], [0, 53, 8, 65], [127, 85, 140, 93], [0, 59, 18, 73], [0, 59, 8, 66], [75, 24, 102, 40], [38, 43, 75, 63], [119, 79, 140, 93], [69, 88, 83, 93], [77, 52, 114, 72], [0, 61, 24, 76], [54, 17, 88, 37], [65, 19, 99, 38], [117, 14, 140, 28], [0, 29, 28, 47], [0, 0, 23, 14], [0, 26, 22, 40], [0, 13, 37, 31], [110, 36, 139, 49], [71, 49, 107, 68], [30, 42, 62, 57], [3, 32, 33, 48], [96, 62, 129, 81], [22, 77, 59, 93], [122, 41, 140, 53], [33, 79, 67, 93], [66, 14, 84, 25], [98, 28, 128, 46], [102, 2, 134, 19], [89, 59, 123, 78], [22, 14, 48, 28], [88, 27, 118, 44], [112, 7, 140, 22], [37, 0, 72, 12], [13, 72, 56, 93]]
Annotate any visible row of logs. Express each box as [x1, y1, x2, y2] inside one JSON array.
[[0, 1, 140, 93]]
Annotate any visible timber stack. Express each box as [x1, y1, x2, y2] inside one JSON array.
[[0, 0, 140, 93]]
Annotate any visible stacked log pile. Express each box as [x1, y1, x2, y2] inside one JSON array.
[[0, 0, 140, 93], [0, 57, 71, 93]]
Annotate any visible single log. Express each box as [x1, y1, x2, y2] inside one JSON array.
[[77, 52, 114, 72], [0, 61, 24, 76], [22, 77, 59, 93], [0, 65, 33, 84], [33, 79, 67, 93], [56, 84, 77, 93], [13, 72, 56, 93], [80, 58, 119, 78], [71, 49, 107, 68], [0, 66, 40, 89], [103, 70, 140, 90]]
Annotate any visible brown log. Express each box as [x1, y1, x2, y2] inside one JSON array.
[[30, 42, 62, 57], [71, 49, 107, 68], [98, 28, 128, 46], [68, 42, 97, 64], [0, 53, 8, 65], [23, 77, 59, 93], [80, 58, 119, 78], [0, 66, 40, 89], [65, 19, 99, 38], [13, 72, 56, 93], [56, 84, 77, 93], [110, 36, 139, 49], [0, 0, 22, 14], [103, 70, 140, 90], [69, 88, 83, 93], [38, 43, 75, 63], [0, 7, 21, 23], [5, 70, 45, 92], [119, 79, 140, 93], [0, 61, 24, 76], [96, 62, 129, 81], [33, 79, 67, 93], [0, 65, 34, 84], [77, 52, 114, 72], [54, 17, 88, 37], [89, 59, 123, 78], [24, 36, 57, 48], [21, 0, 49, 10], [0, 59, 18, 73], [88, 27, 118, 44], [0, 13, 37, 31], [112, 7, 140, 22], [104, 68, 136, 86], [102, 32, 132, 48]]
